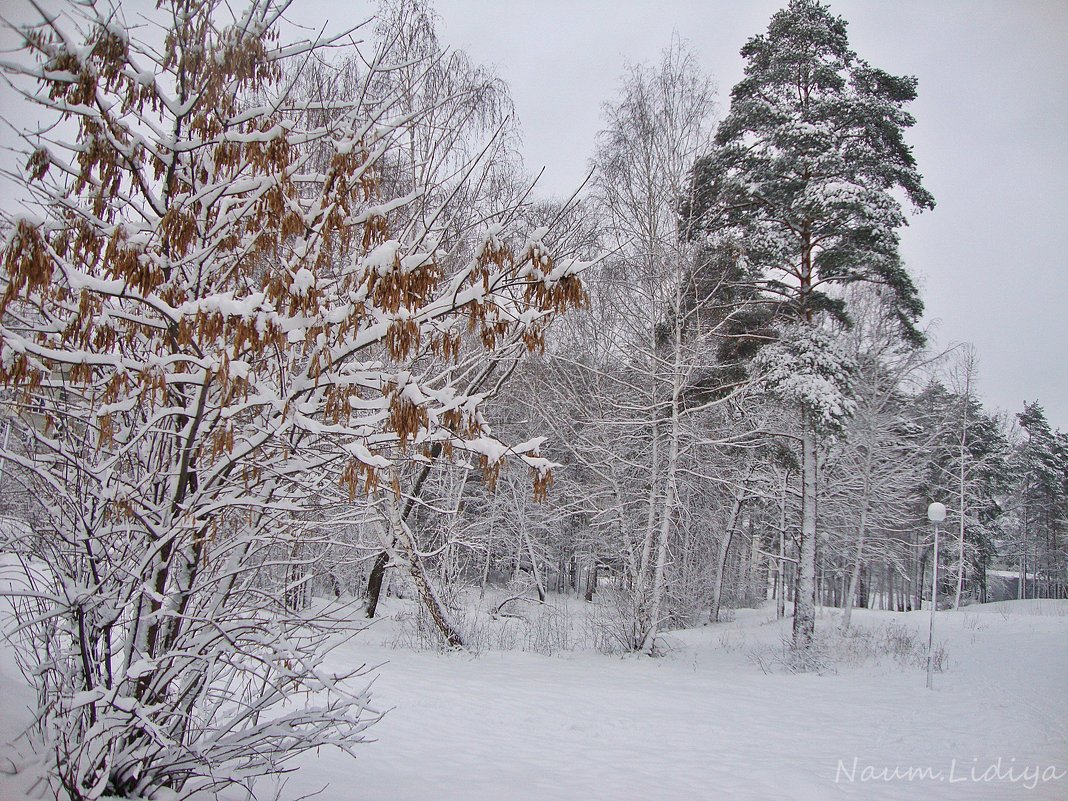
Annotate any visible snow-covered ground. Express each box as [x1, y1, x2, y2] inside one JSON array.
[[1, 595, 1066, 801]]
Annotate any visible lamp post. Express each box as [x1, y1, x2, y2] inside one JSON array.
[[926, 501, 946, 689]]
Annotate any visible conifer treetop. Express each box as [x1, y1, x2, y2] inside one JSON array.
[[689, 0, 934, 346]]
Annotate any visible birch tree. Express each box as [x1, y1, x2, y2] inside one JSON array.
[[581, 40, 731, 652]]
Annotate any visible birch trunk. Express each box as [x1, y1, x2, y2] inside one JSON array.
[[523, 524, 547, 603], [641, 404, 680, 654], [747, 517, 761, 600], [776, 470, 789, 619], [710, 494, 744, 623], [842, 449, 872, 630], [954, 367, 971, 609], [635, 417, 662, 642], [841, 530, 865, 630], [383, 486, 464, 649], [641, 303, 685, 654]]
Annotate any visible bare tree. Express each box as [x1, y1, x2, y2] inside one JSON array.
[[557, 39, 765, 651]]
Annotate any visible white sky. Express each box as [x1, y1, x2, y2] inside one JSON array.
[[1, 0, 1065, 430]]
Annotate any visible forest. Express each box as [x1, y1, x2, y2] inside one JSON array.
[[0, 0, 1065, 799]]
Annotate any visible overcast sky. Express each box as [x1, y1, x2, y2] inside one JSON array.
[[427, 0, 1068, 431], [1, 0, 1065, 429]]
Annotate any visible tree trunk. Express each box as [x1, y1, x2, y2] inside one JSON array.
[[364, 442, 450, 617], [954, 414, 968, 608], [841, 514, 868, 630], [1019, 551, 1026, 600], [523, 524, 546, 603], [792, 417, 818, 649], [479, 540, 492, 601], [642, 462, 675, 653], [747, 516, 761, 600], [776, 471, 788, 619], [711, 494, 744, 623], [364, 551, 390, 618], [915, 540, 928, 612], [954, 356, 973, 609], [637, 419, 661, 598], [382, 484, 464, 648], [640, 332, 685, 655]]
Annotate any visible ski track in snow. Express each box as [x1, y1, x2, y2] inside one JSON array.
[[0, 600, 1065, 801]]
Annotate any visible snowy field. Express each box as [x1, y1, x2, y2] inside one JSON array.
[[2, 595, 1066, 801]]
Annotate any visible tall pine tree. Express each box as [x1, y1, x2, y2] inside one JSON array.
[[687, 0, 933, 648]]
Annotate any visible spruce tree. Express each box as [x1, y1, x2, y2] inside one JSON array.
[[1014, 402, 1068, 598], [688, 0, 934, 648]]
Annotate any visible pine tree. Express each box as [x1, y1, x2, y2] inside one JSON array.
[[688, 0, 933, 648]]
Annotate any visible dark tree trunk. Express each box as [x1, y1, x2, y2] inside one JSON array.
[[365, 551, 390, 618]]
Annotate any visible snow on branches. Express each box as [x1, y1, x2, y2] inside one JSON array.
[[0, 0, 586, 797], [754, 324, 857, 434]]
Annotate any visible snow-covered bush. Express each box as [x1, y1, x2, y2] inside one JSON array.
[[0, 1, 586, 797], [392, 589, 577, 655], [750, 619, 949, 675]]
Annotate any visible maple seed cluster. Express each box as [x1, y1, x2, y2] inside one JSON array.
[[0, 1, 588, 517]]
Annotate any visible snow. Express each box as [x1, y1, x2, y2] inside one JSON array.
[[290, 267, 316, 295], [363, 240, 403, 275], [256, 599, 1067, 801], [345, 440, 390, 469], [462, 436, 510, 464], [1, 587, 1065, 801]]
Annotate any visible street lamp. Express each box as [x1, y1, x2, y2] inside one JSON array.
[[926, 501, 946, 689]]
